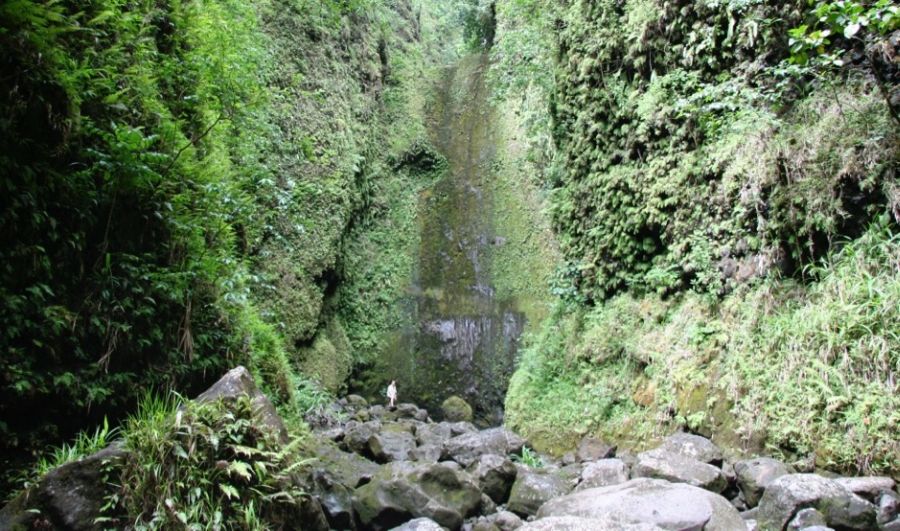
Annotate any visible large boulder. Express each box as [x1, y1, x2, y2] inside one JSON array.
[[441, 396, 473, 422], [659, 432, 723, 464], [575, 437, 616, 462], [519, 516, 665, 530], [308, 436, 379, 489], [444, 427, 525, 467], [633, 448, 727, 493], [834, 476, 896, 499], [0, 443, 127, 531], [368, 424, 417, 462], [195, 365, 288, 442], [576, 459, 629, 491], [536, 478, 746, 530], [734, 457, 790, 508], [416, 423, 454, 447], [311, 469, 357, 530], [468, 454, 518, 504], [756, 474, 877, 530], [411, 444, 443, 463], [507, 469, 572, 517], [395, 403, 430, 422], [353, 462, 481, 531], [343, 420, 383, 455]]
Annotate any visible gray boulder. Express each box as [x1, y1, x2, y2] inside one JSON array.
[[0, 443, 127, 531], [834, 476, 896, 499], [659, 432, 724, 464], [446, 421, 478, 436], [344, 420, 383, 455], [417, 423, 454, 446], [389, 517, 448, 531], [468, 454, 518, 504], [353, 462, 481, 530], [411, 444, 443, 463], [756, 474, 876, 530], [576, 458, 629, 490], [395, 403, 430, 422], [444, 427, 525, 467], [368, 425, 417, 462], [308, 437, 379, 489], [633, 448, 727, 493], [507, 469, 572, 517], [536, 478, 746, 530], [575, 437, 616, 462], [519, 516, 665, 530], [196, 365, 288, 442], [734, 457, 790, 508], [878, 490, 900, 526], [311, 469, 357, 530]]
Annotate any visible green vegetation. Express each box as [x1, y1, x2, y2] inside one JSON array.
[[500, 0, 899, 474], [2, 0, 898, 513], [0, 0, 454, 495], [508, 223, 899, 474], [106, 395, 311, 529]]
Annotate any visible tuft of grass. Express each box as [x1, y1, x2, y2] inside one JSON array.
[[32, 417, 119, 479]]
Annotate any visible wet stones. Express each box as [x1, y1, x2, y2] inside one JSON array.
[[632, 448, 728, 493], [443, 427, 525, 467], [576, 459, 629, 490], [756, 474, 877, 530], [507, 469, 572, 517], [468, 454, 518, 504], [734, 457, 791, 507]]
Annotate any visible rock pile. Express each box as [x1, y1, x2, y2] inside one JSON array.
[[2, 368, 898, 531]]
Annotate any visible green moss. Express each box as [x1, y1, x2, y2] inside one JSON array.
[[506, 223, 900, 474]]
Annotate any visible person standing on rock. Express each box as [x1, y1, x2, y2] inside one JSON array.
[[387, 380, 398, 408]]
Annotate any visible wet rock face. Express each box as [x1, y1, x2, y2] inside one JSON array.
[[375, 54, 528, 425]]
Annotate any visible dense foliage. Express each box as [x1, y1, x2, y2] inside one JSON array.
[[0, 0, 434, 493], [547, 0, 897, 300], [500, 0, 899, 474]]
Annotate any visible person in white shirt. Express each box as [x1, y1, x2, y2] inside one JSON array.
[[387, 380, 398, 408]]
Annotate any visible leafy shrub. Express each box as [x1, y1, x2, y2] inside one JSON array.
[[102, 395, 312, 529]]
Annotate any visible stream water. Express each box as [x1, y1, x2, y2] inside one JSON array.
[[384, 54, 526, 425]]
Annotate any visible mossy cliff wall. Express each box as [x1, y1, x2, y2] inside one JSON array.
[[352, 49, 559, 423], [0, 0, 445, 488], [501, 0, 899, 475]]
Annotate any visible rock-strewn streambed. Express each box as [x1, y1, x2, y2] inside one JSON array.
[[2, 367, 898, 531]]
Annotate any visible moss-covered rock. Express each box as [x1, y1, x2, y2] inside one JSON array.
[[441, 395, 474, 422]]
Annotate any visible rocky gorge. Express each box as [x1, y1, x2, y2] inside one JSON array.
[[3, 367, 897, 531]]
